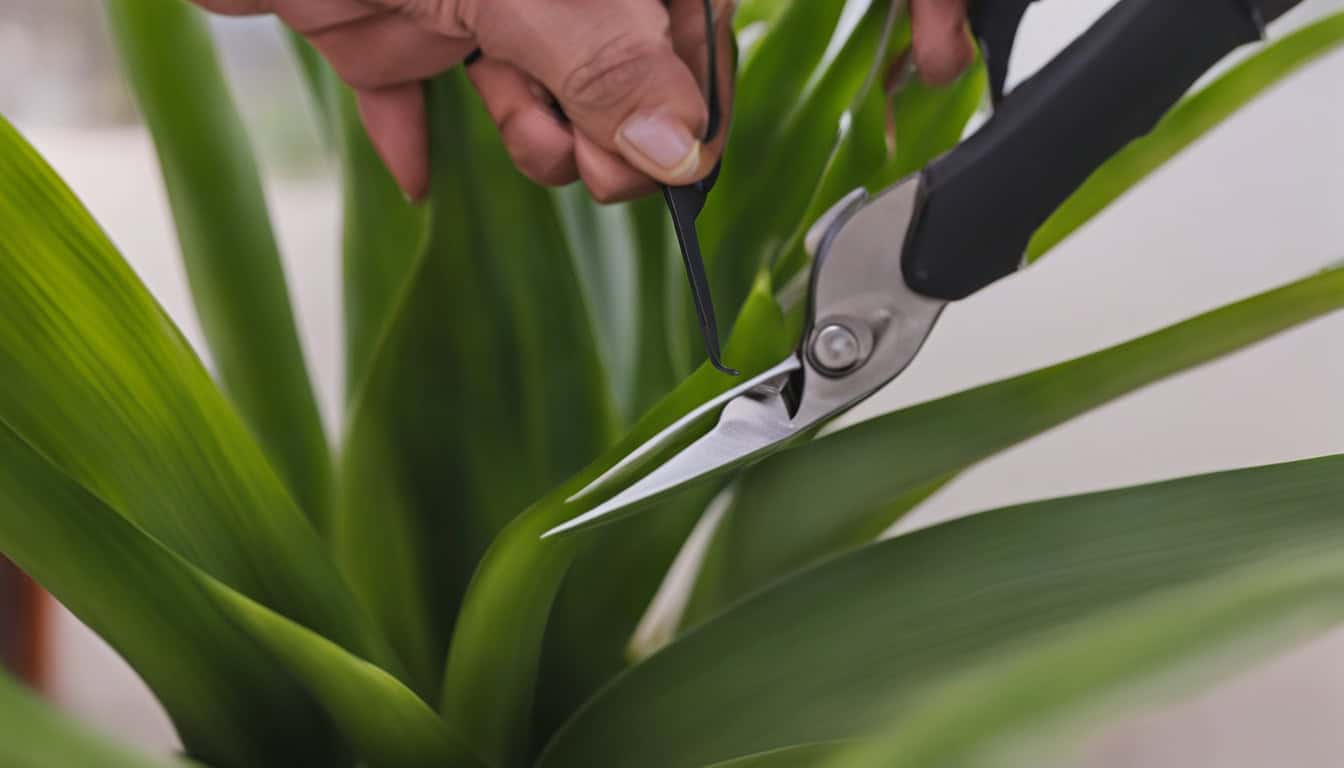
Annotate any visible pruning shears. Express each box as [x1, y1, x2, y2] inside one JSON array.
[[549, 0, 1303, 537]]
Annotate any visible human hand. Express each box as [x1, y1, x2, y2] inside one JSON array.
[[192, 0, 974, 203], [193, 0, 735, 203]]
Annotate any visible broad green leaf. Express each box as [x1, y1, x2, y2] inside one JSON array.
[[0, 668, 192, 768], [538, 455, 1344, 767], [207, 583, 483, 768], [690, 266, 1344, 621], [702, 0, 892, 332], [441, 279, 793, 768], [337, 74, 617, 698], [0, 421, 345, 766], [1028, 10, 1344, 260], [826, 553, 1344, 768], [0, 417, 477, 768], [106, 0, 333, 526], [337, 87, 430, 395], [0, 114, 400, 680], [532, 484, 718, 751]]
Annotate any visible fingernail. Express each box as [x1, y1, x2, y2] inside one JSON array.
[[618, 113, 701, 180]]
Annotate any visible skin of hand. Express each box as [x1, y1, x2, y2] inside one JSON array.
[[192, 0, 975, 203]]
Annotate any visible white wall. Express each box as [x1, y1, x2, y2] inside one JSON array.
[[11, 0, 1344, 762]]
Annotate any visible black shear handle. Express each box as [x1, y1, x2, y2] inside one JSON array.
[[902, 0, 1298, 301]]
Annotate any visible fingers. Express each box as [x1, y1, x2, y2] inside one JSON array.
[[356, 85, 431, 201], [909, 0, 976, 86], [300, 8, 474, 202], [191, 0, 272, 14], [668, 0, 736, 163], [468, 0, 713, 186], [304, 12, 476, 90], [575, 134, 659, 203], [467, 60, 579, 187]]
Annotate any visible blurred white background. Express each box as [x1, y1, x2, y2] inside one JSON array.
[[3, 0, 1343, 764]]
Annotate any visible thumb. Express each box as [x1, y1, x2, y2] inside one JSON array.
[[469, 0, 711, 184]]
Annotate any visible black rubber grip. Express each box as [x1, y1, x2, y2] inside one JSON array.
[[902, 0, 1271, 300]]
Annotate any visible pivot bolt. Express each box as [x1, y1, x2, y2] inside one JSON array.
[[811, 323, 863, 374]]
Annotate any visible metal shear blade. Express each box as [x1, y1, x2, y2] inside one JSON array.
[[546, 363, 801, 537], [545, 177, 947, 538]]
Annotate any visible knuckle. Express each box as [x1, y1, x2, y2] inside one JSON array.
[[562, 33, 660, 113]]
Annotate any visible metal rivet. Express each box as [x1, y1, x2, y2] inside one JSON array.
[[811, 323, 863, 374]]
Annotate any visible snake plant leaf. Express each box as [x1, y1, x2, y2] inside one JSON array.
[[0, 668, 194, 768], [701, 0, 894, 332], [440, 278, 794, 768], [0, 422, 345, 766], [538, 454, 1344, 767], [106, 0, 334, 527], [0, 114, 400, 677], [1027, 10, 1344, 260], [825, 552, 1344, 768], [687, 265, 1344, 622], [337, 73, 617, 698]]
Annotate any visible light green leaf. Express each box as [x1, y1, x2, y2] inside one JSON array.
[[826, 553, 1344, 768], [441, 278, 794, 768], [1028, 10, 1344, 260], [287, 33, 339, 146], [0, 668, 192, 768], [0, 421, 344, 766], [691, 265, 1344, 621], [702, 0, 893, 333], [0, 416, 477, 768], [337, 87, 430, 396], [0, 111, 401, 681], [337, 74, 617, 698], [551, 186, 642, 421], [539, 455, 1344, 767], [106, 0, 333, 526], [878, 55, 986, 187]]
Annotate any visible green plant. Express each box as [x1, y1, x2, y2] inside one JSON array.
[[0, 0, 1342, 765]]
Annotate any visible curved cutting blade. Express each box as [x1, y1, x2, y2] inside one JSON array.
[[544, 373, 800, 537]]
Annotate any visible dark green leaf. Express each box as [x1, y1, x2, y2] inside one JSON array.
[[337, 86, 430, 397], [826, 553, 1344, 768], [539, 455, 1344, 767], [337, 74, 617, 698], [692, 266, 1344, 619], [440, 278, 794, 767]]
